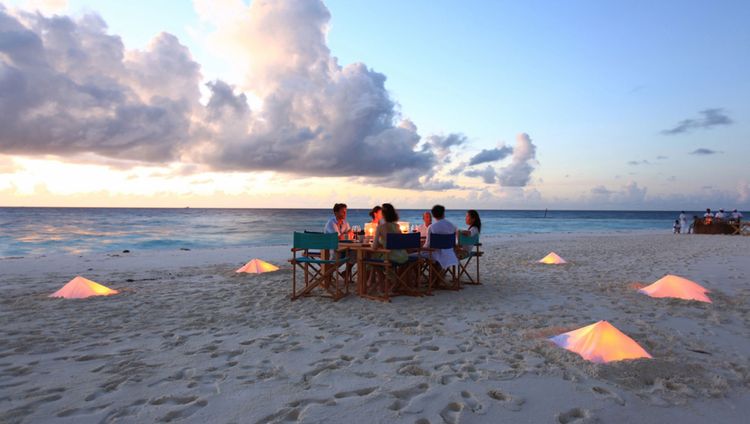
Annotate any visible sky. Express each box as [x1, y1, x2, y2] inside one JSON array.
[[0, 0, 748, 210]]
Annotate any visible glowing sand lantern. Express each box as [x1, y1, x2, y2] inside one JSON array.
[[364, 223, 376, 238], [538, 252, 567, 264], [236, 259, 280, 274], [638, 274, 711, 303], [50, 276, 119, 299], [550, 320, 652, 363], [397, 221, 410, 234]]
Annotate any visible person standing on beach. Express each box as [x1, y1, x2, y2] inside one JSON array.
[[714, 209, 726, 221], [324, 203, 353, 240], [732, 209, 743, 222], [679, 211, 688, 234], [673, 219, 681, 234]]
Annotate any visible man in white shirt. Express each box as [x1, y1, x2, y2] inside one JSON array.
[[324, 203, 353, 240], [714, 209, 725, 220], [418, 211, 432, 238], [732, 209, 743, 221], [424, 205, 458, 269]]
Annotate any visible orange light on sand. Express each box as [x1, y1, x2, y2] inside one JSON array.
[[538, 252, 567, 264], [235, 259, 280, 274], [50, 276, 119, 299], [397, 221, 410, 234], [638, 274, 711, 303], [550, 320, 652, 363]]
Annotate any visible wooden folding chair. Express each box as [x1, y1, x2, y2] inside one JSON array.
[[361, 233, 423, 302], [425, 233, 459, 290], [457, 233, 483, 285], [289, 232, 349, 301]]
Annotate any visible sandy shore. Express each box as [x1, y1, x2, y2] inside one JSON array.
[[1, 233, 749, 423]]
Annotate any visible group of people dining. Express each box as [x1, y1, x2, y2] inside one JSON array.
[[323, 202, 481, 269], [674, 208, 743, 234]]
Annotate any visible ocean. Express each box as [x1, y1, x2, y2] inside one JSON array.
[[0, 208, 701, 257]]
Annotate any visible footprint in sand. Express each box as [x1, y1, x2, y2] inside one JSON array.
[[591, 386, 625, 406], [389, 383, 429, 411], [439, 402, 463, 424], [557, 407, 595, 424], [157, 398, 208, 422], [487, 389, 524, 411], [334, 387, 378, 399], [460, 391, 485, 414]]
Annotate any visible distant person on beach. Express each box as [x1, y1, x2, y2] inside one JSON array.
[[732, 209, 743, 221], [704, 208, 713, 224], [424, 205, 458, 269], [418, 211, 432, 238], [679, 211, 688, 233], [714, 209, 725, 221], [371, 203, 408, 264], [369, 206, 383, 226], [673, 219, 681, 234], [324, 203, 353, 240]]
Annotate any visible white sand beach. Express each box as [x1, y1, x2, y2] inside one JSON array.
[[1, 233, 749, 423]]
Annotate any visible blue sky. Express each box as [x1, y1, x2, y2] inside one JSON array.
[[1, 0, 749, 209]]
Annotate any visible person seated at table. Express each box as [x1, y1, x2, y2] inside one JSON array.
[[714, 209, 725, 221], [324, 203, 353, 240], [369, 205, 383, 226], [704, 208, 713, 224], [371, 203, 408, 264], [418, 211, 432, 238], [459, 210, 482, 237], [732, 209, 743, 222], [423, 204, 458, 269], [456, 210, 481, 259], [688, 215, 698, 234]]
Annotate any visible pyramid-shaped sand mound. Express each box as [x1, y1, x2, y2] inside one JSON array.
[[638, 274, 711, 303], [550, 320, 652, 363], [236, 258, 280, 274], [50, 276, 119, 299], [538, 252, 567, 264]]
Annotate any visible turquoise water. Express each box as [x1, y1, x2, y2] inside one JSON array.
[[0, 208, 707, 257]]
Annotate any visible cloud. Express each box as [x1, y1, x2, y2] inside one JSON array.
[[627, 160, 649, 166], [497, 133, 537, 187], [0, 7, 201, 161], [468, 145, 512, 166], [192, 0, 442, 185], [464, 165, 497, 184], [0, 1, 461, 190], [586, 182, 646, 205], [656, 155, 668, 160], [661, 108, 733, 135], [689, 148, 721, 155]]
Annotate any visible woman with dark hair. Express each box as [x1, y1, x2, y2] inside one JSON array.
[[369, 205, 383, 226], [457, 210, 481, 259], [372, 203, 408, 264], [461, 210, 481, 237]]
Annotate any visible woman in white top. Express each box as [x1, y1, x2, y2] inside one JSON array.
[[460, 210, 482, 237], [457, 210, 481, 259]]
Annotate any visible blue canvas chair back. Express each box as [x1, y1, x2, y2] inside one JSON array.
[[386, 232, 421, 250], [458, 233, 479, 246], [293, 232, 338, 250], [430, 233, 456, 249]]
